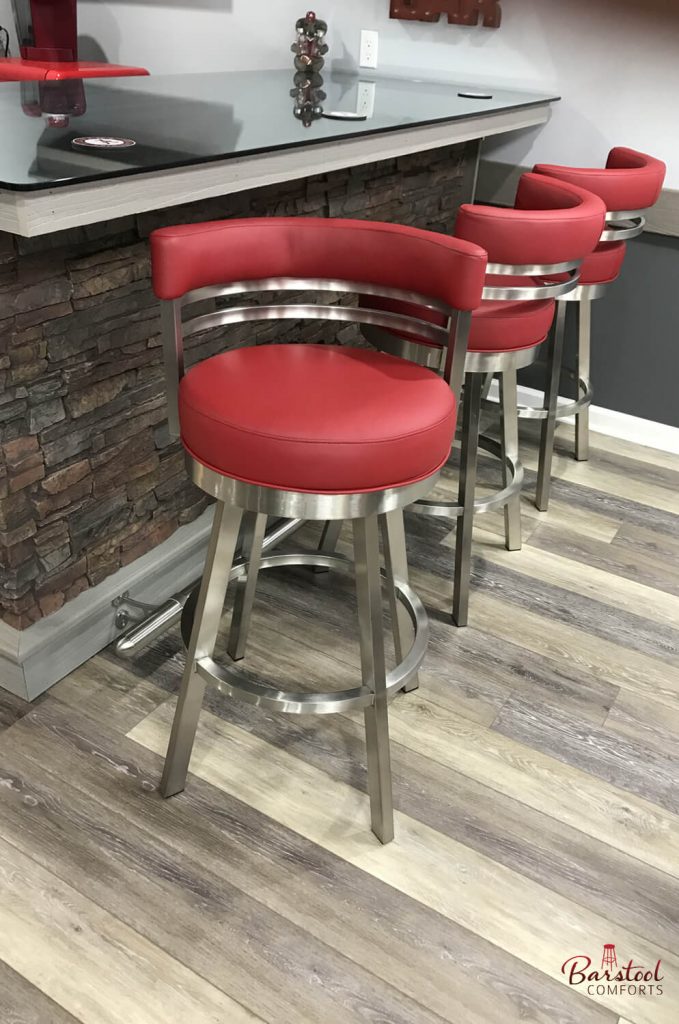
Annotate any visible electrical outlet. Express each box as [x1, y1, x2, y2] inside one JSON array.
[[359, 30, 379, 70], [357, 81, 376, 118]]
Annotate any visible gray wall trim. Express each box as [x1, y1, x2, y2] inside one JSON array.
[[0, 507, 214, 701], [479, 160, 678, 238]]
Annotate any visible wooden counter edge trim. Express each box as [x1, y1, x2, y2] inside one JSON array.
[[479, 159, 679, 240], [0, 103, 551, 238]]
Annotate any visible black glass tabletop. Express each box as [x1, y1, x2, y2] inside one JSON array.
[[0, 69, 559, 191]]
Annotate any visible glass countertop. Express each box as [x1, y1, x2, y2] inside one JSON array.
[[0, 69, 559, 192]]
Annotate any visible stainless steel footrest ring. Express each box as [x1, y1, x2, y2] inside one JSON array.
[[551, 377, 593, 420], [482, 376, 592, 423], [408, 435, 524, 519], [183, 551, 429, 715], [481, 394, 549, 422]]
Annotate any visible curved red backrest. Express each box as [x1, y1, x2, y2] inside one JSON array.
[[454, 172, 606, 268], [151, 217, 488, 312], [533, 147, 666, 213]]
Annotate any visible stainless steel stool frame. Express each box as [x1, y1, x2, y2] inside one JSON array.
[[363, 259, 581, 624], [155, 273, 473, 844]]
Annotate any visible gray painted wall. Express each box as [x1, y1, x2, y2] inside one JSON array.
[[589, 235, 679, 428], [521, 234, 679, 429]]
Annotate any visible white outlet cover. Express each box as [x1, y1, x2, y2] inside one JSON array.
[[360, 30, 379, 69]]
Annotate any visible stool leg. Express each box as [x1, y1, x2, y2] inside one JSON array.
[[500, 369, 522, 551], [161, 502, 243, 798], [380, 508, 418, 693], [227, 511, 267, 662], [313, 520, 343, 573], [536, 302, 567, 512], [354, 514, 394, 845], [481, 371, 495, 403], [575, 298, 591, 462], [453, 372, 483, 627]]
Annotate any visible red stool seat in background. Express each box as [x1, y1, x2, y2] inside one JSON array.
[[469, 294, 555, 351], [576, 241, 627, 286], [534, 148, 667, 289], [534, 147, 666, 213], [363, 172, 607, 627], [546, 242, 627, 288], [365, 275, 556, 353], [528, 146, 667, 498], [179, 344, 457, 494]]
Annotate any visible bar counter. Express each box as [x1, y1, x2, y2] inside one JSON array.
[[0, 70, 558, 697]]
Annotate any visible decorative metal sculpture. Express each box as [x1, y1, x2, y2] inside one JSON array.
[[291, 11, 328, 127], [291, 70, 326, 127], [390, 0, 502, 28]]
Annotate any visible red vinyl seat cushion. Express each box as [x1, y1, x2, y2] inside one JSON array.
[[179, 344, 457, 494], [579, 241, 627, 286], [366, 278, 555, 354], [470, 293, 555, 352]]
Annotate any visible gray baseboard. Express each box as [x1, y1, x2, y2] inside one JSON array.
[[0, 507, 214, 701]]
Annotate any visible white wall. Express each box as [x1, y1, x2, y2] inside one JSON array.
[[84, 0, 679, 187], [76, 1, 311, 73], [2, 0, 677, 186], [332, 0, 679, 186]]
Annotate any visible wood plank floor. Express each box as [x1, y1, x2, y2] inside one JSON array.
[[1, 421, 678, 1024]]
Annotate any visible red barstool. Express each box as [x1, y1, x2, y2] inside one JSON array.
[[532, 148, 666, 509], [150, 217, 487, 843], [363, 173, 606, 624]]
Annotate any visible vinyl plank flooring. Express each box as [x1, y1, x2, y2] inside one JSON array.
[[613, 521, 679, 561], [427, 455, 622, 544], [105, 648, 679, 952], [468, 594, 679, 713], [605, 692, 679, 757], [528, 523, 679, 599], [519, 442, 679, 516], [0, 690, 37, 734], [50, 653, 178, 733], [129, 699, 676, 1024], [493, 696, 679, 815], [385, 689, 679, 878], [469, 540, 679, 641], [0, 738, 448, 1024], [0, 960, 80, 1024], [574, 429, 679, 474], [0, 833, 261, 1024], [422, 615, 618, 727], [522, 468, 679, 538], [403, 509, 679, 660], [469, 553, 679, 665], [2, 429, 678, 1024], [564, 438, 679, 494], [0, 702, 608, 1024]]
